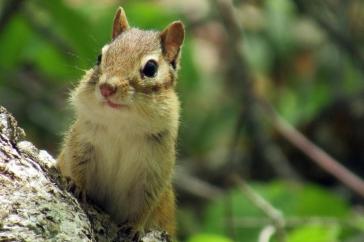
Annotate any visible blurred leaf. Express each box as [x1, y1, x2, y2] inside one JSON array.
[[0, 15, 32, 71], [23, 37, 78, 80], [265, 0, 296, 55], [276, 88, 300, 124], [187, 234, 233, 242], [287, 224, 340, 242], [277, 82, 330, 125], [355, 219, 364, 232], [123, 1, 175, 29], [243, 34, 273, 73]]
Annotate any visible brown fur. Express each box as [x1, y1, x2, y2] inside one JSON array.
[[57, 7, 184, 238]]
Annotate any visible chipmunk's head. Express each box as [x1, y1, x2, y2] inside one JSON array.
[[73, 7, 184, 133]]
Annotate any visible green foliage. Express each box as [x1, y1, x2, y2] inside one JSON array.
[[287, 224, 340, 242], [1, 1, 364, 241], [39, 0, 96, 67], [196, 181, 360, 242], [123, 1, 176, 29], [0, 16, 31, 70], [187, 234, 233, 242], [265, 0, 296, 55]]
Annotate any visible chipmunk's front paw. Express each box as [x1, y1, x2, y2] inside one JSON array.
[[65, 178, 87, 202], [117, 223, 141, 242]]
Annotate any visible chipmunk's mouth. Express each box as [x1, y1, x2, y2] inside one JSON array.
[[104, 99, 129, 109]]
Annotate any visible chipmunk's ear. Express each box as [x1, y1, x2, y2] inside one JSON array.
[[112, 7, 129, 40], [160, 21, 184, 67]]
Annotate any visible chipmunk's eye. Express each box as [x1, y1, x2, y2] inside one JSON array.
[[142, 60, 158, 78], [96, 54, 102, 65]]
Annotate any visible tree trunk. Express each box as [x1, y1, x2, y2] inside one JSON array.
[[0, 106, 169, 242]]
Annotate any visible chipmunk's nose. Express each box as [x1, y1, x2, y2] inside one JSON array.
[[99, 83, 116, 98]]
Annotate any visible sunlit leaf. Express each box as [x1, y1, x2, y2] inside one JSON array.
[[187, 234, 233, 242], [287, 224, 340, 242]]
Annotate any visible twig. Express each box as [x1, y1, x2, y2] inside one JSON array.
[[258, 225, 276, 242], [174, 167, 223, 200], [232, 175, 286, 242], [261, 102, 364, 198]]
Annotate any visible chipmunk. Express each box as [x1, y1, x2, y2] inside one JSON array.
[[57, 7, 184, 238]]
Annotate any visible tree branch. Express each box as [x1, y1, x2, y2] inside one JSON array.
[[232, 175, 286, 242], [269, 107, 364, 198]]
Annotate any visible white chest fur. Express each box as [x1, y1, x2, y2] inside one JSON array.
[[71, 89, 179, 222], [82, 123, 161, 222]]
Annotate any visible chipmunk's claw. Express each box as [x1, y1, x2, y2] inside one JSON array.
[[117, 223, 141, 242], [66, 179, 87, 203]]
